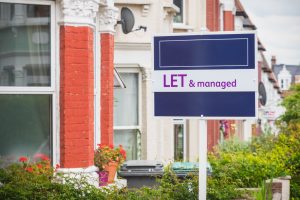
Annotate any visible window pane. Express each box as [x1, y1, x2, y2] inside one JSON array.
[[0, 3, 51, 86], [0, 95, 51, 167], [114, 130, 137, 160], [173, 0, 183, 23], [174, 124, 184, 161], [114, 73, 138, 126]]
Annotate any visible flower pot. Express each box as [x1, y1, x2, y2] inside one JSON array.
[[98, 171, 109, 186], [104, 161, 118, 183]]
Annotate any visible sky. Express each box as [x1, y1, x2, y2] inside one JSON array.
[[240, 0, 300, 65]]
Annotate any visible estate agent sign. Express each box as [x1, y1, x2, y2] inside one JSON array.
[[153, 32, 257, 118]]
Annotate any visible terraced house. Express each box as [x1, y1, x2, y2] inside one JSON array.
[[0, 0, 283, 186]]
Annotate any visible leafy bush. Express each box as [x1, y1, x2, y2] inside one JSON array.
[[279, 84, 300, 124], [216, 136, 251, 153]]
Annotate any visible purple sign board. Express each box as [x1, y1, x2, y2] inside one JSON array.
[[153, 32, 258, 118]]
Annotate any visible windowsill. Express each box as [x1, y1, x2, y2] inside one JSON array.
[[173, 23, 194, 31]]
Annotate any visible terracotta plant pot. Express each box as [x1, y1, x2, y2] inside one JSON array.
[[98, 171, 109, 186], [104, 162, 118, 183]]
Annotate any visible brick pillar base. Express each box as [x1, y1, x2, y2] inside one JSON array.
[[60, 26, 94, 168], [100, 33, 114, 145]]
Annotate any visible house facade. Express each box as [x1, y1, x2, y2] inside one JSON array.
[[113, 0, 285, 164], [113, 0, 250, 163], [0, 0, 119, 185], [0, 0, 284, 186]]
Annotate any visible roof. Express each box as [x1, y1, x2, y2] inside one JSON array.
[[260, 52, 282, 94], [258, 38, 266, 51], [235, 0, 257, 30], [273, 64, 300, 83], [235, 0, 248, 18]]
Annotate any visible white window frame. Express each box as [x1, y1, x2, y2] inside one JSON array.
[[94, 13, 100, 149], [0, 0, 57, 165], [173, 0, 186, 26], [173, 119, 187, 161], [219, 3, 224, 31], [113, 67, 142, 132], [113, 66, 142, 159]]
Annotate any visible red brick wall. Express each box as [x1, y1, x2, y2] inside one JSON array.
[[206, 0, 220, 31], [60, 26, 95, 168], [100, 33, 114, 145], [224, 11, 234, 31], [207, 120, 220, 151]]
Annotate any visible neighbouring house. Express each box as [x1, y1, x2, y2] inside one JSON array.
[[113, 0, 283, 164], [272, 56, 300, 91]]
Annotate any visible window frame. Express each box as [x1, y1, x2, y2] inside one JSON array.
[[219, 3, 224, 31], [113, 67, 142, 160], [113, 67, 142, 131], [173, 0, 186, 26], [173, 119, 187, 161], [0, 0, 55, 92], [0, 0, 57, 165]]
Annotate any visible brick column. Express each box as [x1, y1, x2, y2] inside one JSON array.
[[57, 1, 100, 185], [223, 11, 234, 31], [220, 0, 236, 31], [60, 26, 94, 168], [99, 5, 118, 145], [206, 0, 220, 31], [58, 0, 102, 187]]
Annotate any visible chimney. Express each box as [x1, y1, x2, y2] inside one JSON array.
[[271, 55, 276, 66]]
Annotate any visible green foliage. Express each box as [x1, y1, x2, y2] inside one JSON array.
[[254, 181, 272, 200], [279, 84, 300, 124], [209, 150, 286, 188], [250, 132, 276, 153], [0, 164, 108, 200], [207, 177, 241, 200], [216, 136, 251, 153], [209, 111, 300, 199]]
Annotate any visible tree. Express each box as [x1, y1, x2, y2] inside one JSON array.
[[279, 84, 300, 124]]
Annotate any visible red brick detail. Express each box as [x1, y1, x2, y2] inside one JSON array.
[[60, 26, 94, 168], [206, 0, 220, 31], [100, 33, 114, 146], [207, 120, 220, 151], [224, 11, 234, 31]]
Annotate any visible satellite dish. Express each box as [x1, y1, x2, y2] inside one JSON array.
[[258, 82, 267, 106], [118, 7, 135, 34]]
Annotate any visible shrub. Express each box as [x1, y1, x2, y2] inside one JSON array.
[[216, 136, 251, 153]]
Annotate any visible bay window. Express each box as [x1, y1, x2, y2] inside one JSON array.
[[0, 1, 55, 167]]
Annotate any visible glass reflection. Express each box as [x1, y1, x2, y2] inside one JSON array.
[[0, 3, 50, 86]]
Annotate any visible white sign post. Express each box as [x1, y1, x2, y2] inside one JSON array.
[[198, 119, 207, 200]]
